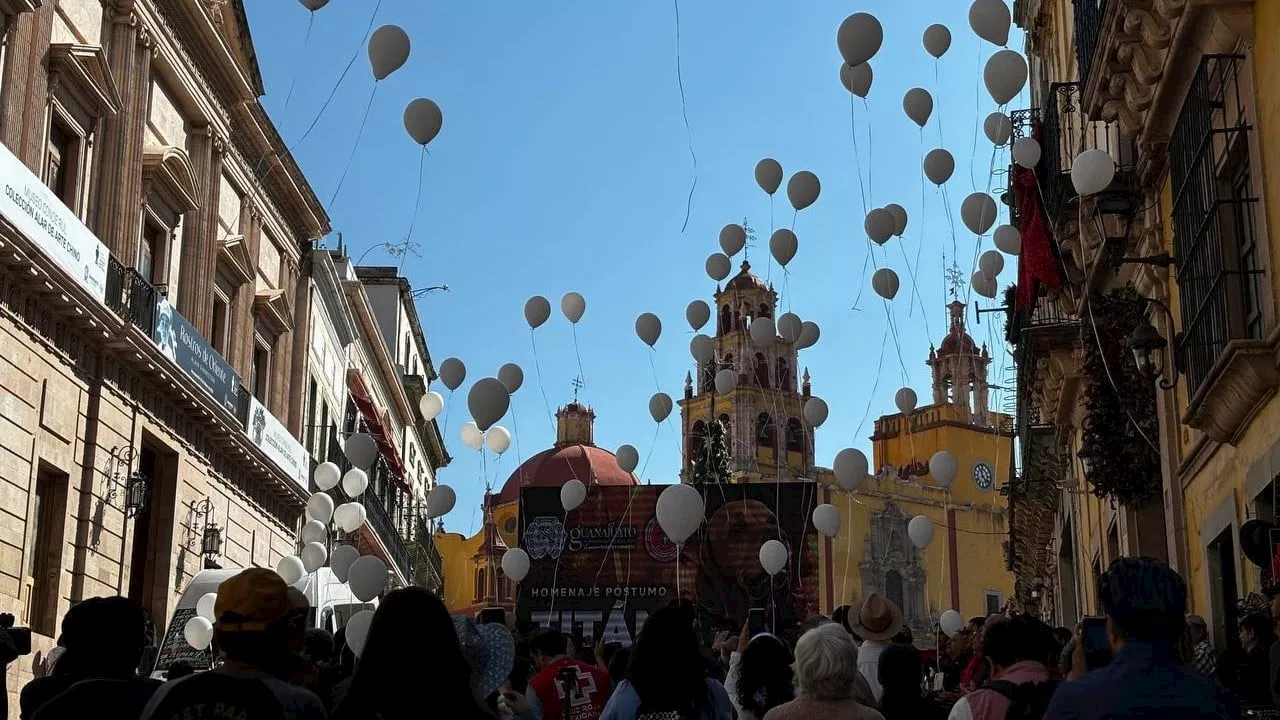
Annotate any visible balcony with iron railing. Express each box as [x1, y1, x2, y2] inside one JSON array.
[[105, 254, 157, 335], [324, 434, 414, 582], [1074, 0, 1106, 94]]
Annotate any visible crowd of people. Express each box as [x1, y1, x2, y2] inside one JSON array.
[[0, 556, 1270, 719]]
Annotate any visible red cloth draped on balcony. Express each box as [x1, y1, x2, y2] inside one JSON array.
[[346, 369, 410, 492], [1014, 124, 1064, 310]]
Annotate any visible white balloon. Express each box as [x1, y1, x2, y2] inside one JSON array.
[[749, 317, 776, 348], [560, 478, 587, 512], [834, 448, 869, 491], [616, 444, 640, 473], [343, 433, 378, 470], [872, 268, 900, 300], [468, 377, 510, 432], [306, 492, 335, 523], [837, 12, 883, 68], [706, 253, 732, 282], [969, 0, 1012, 46], [1071, 148, 1117, 196], [803, 397, 828, 427], [984, 112, 1014, 146], [299, 0, 330, 10], [903, 87, 934, 128], [333, 502, 366, 533], [929, 450, 959, 489], [460, 421, 484, 452], [419, 391, 445, 421], [908, 515, 935, 549], [777, 313, 802, 343], [486, 426, 512, 455], [561, 292, 586, 324], [196, 593, 218, 622], [342, 468, 369, 498], [984, 49, 1028, 105], [797, 321, 821, 350], [498, 363, 524, 394], [812, 504, 841, 537], [686, 300, 711, 331], [635, 312, 662, 348], [314, 461, 341, 492], [755, 158, 783, 195], [276, 555, 305, 584], [1012, 137, 1042, 169], [961, 192, 998, 235], [331, 544, 359, 583], [501, 548, 530, 582], [300, 519, 328, 545], [301, 542, 328, 573], [714, 369, 737, 394], [994, 225, 1022, 256], [769, 229, 798, 267], [403, 98, 442, 146], [923, 148, 955, 186], [656, 483, 705, 544], [524, 296, 551, 329], [865, 208, 895, 245], [940, 609, 966, 637], [649, 392, 673, 423], [787, 171, 820, 212], [344, 609, 376, 656], [980, 250, 1006, 278], [923, 24, 952, 58], [348, 555, 389, 602], [184, 616, 213, 650], [972, 271, 998, 299], [690, 334, 715, 364], [719, 224, 747, 256], [439, 357, 467, 391], [895, 387, 918, 415], [368, 25, 410, 81], [884, 204, 908, 237], [759, 539, 788, 575], [426, 484, 456, 519], [839, 62, 873, 98]]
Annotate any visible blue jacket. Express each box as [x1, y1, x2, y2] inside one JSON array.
[[1045, 641, 1239, 720], [600, 678, 733, 720]]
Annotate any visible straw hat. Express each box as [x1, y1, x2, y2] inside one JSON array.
[[846, 592, 904, 642]]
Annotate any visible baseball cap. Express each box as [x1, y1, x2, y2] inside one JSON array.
[[214, 568, 289, 632]]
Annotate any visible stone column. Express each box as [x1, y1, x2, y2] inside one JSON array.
[[94, 4, 137, 253], [287, 254, 312, 437], [176, 128, 211, 329], [231, 201, 261, 380]]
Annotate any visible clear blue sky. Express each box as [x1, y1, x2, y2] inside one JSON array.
[[244, 0, 1025, 535]]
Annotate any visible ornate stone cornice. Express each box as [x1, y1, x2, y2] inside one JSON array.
[[1182, 329, 1280, 444]]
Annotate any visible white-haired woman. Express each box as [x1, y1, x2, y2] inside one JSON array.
[[763, 624, 885, 720]]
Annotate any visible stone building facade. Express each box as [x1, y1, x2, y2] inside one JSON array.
[[0, 0, 329, 698]]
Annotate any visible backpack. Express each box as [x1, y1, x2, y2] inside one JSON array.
[[986, 679, 1059, 720]]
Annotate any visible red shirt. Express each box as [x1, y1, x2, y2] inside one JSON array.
[[529, 658, 612, 720]]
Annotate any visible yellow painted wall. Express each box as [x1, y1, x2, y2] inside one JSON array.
[[819, 404, 1015, 621], [436, 530, 485, 614]]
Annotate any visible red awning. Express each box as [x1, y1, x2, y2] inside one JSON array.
[[346, 369, 410, 492]]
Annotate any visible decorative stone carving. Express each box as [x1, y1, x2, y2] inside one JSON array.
[[1183, 338, 1280, 444]]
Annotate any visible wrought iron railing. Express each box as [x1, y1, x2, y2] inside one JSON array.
[[324, 436, 415, 582], [1074, 0, 1106, 91], [127, 269, 156, 334], [105, 254, 127, 318]]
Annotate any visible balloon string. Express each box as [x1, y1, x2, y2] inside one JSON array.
[[971, 43, 986, 192], [440, 389, 455, 441], [510, 396, 524, 468], [397, 146, 429, 276], [280, 12, 315, 123], [571, 324, 587, 392], [638, 422, 662, 483], [648, 349, 662, 391], [252, 0, 384, 183], [329, 82, 380, 209], [672, 0, 697, 233], [841, 493, 854, 610], [883, 298, 911, 386], [849, 96, 869, 217], [853, 323, 888, 440], [530, 329, 556, 429], [863, 98, 873, 203]]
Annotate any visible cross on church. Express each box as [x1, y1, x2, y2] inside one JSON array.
[[742, 218, 756, 262], [944, 262, 965, 299], [571, 376, 584, 402]]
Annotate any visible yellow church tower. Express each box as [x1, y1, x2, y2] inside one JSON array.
[[678, 260, 815, 483], [817, 301, 1014, 629]]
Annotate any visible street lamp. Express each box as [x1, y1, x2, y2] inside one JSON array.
[[125, 471, 150, 518], [1127, 297, 1181, 391], [202, 521, 224, 570]]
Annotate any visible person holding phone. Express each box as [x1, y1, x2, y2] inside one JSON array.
[[724, 610, 794, 720], [1046, 558, 1237, 720]]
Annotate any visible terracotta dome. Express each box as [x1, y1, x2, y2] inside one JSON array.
[[495, 444, 636, 504], [938, 328, 979, 356], [724, 260, 769, 292]]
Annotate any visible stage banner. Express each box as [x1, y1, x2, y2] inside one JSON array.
[[517, 483, 821, 646]]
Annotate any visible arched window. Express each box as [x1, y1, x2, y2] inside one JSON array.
[[733, 307, 743, 331], [475, 567, 487, 601], [756, 413, 776, 449], [758, 302, 771, 319], [719, 413, 732, 440], [786, 417, 804, 452], [722, 354, 735, 374], [720, 304, 732, 335], [691, 420, 707, 460], [885, 569, 905, 611], [754, 353, 770, 388], [700, 362, 714, 393], [776, 357, 791, 391]]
